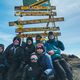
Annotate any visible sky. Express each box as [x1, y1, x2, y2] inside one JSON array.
[[0, 0, 80, 57]]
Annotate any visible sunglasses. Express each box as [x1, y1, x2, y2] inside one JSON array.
[[37, 47, 43, 49], [31, 58, 38, 60]]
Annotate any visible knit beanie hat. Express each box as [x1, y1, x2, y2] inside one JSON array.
[[13, 36, 21, 45], [36, 34, 42, 38], [48, 31, 55, 40], [26, 37, 33, 43], [36, 43, 45, 52], [48, 31, 54, 36], [0, 44, 4, 54], [0, 44, 4, 50]]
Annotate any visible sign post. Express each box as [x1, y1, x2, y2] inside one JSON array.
[[8, 0, 64, 38]]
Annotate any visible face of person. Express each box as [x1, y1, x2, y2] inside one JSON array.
[[0, 47, 3, 53], [13, 39, 20, 46], [48, 35, 54, 39], [31, 55, 38, 62], [36, 48, 43, 54], [36, 37, 41, 41], [27, 40, 32, 45]]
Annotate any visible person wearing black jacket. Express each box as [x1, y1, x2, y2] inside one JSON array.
[[21, 37, 35, 80], [23, 37, 35, 64], [22, 54, 39, 80], [4, 36, 25, 80], [0, 44, 8, 80]]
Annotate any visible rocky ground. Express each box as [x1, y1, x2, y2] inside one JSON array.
[[73, 68, 80, 80], [61, 54, 80, 80], [68, 57, 80, 80]]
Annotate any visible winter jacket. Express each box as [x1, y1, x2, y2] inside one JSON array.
[[0, 53, 8, 70], [37, 53, 54, 76], [4, 43, 25, 67], [45, 39, 65, 51], [23, 43, 35, 64], [44, 39, 65, 60]]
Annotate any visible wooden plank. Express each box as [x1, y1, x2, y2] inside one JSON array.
[[9, 17, 64, 26], [16, 27, 60, 33], [15, 11, 57, 16], [15, 6, 56, 11], [17, 32, 61, 38]]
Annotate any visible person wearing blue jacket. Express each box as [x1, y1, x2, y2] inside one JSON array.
[[35, 43, 54, 80], [44, 31, 73, 80]]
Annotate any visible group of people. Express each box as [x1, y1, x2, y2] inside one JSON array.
[[0, 31, 73, 80]]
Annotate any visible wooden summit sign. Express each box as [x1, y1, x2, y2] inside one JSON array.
[[15, 11, 57, 16], [15, 6, 56, 11], [16, 27, 60, 33], [17, 32, 61, 38], [9, 17, 64, 26]]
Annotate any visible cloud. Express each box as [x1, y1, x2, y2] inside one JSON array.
[[60, 35, 80, 45], [0, 32, 14, 40], [51, 0, 80, 17], [3, 0, 22, 6], [0, 32, 15, 48], [64, 49, 80, 58]]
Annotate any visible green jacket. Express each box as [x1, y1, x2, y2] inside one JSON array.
[[44, 40, 61, 60]]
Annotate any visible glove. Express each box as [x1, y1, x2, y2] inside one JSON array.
[[28, 67, 32, 71], [44, 69, 52, 75], [48, 50, 55, 55]]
